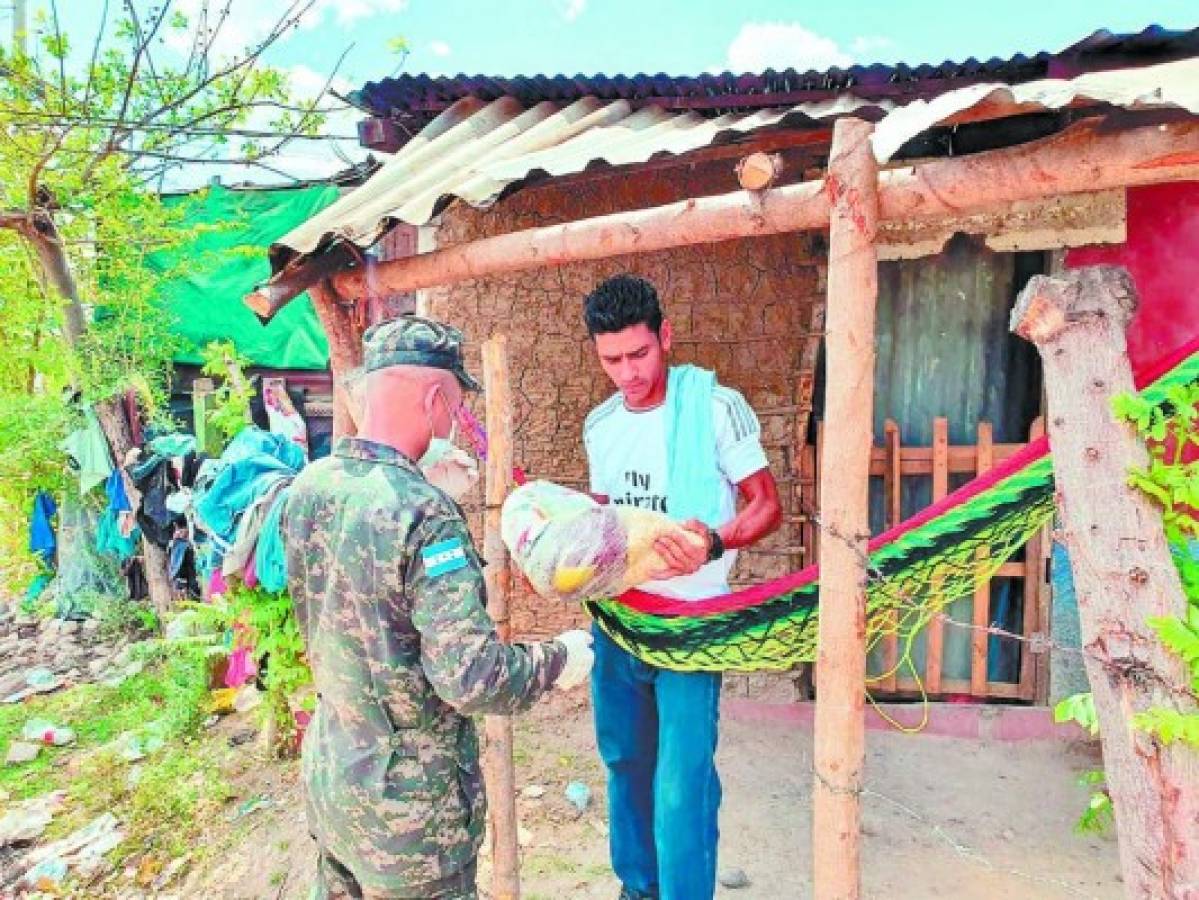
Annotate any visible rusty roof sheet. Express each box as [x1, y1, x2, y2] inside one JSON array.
[[274, 93, 890, 259], [872, 56, 1199, 161]]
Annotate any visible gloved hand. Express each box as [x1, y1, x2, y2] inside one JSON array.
[[554, 629, 595, 690]]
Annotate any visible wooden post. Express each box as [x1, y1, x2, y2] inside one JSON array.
[[812, 117, 878, 900], [482, 335, 521, 900], [924, 416, 949, 695], [1011, 265, 1199, 897], [1019, 416, 1047, 701], [880, 420, 901, 692], [970, 422, 994, 697], [192, 377, 216, 456], [737, 151, 783, 191], [308, 281, 365, 439]]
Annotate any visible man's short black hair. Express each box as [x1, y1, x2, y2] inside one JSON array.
[[583, 274, 663, 337]]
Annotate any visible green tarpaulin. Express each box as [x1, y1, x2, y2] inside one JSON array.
[[152, 183, 340, 370]]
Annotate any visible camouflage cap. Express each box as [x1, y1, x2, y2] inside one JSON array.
[[362, 316, 482, 392]]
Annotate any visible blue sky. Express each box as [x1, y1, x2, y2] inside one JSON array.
[[57, 0, 1199, 185], [272, 0, 1196, 81]]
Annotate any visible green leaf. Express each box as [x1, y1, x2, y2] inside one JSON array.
[[1075, 791, 1114, 836], [1054, 692, 1099, 735], [1133, 709, 1199, 747], [1148, 616, 1199, 667]]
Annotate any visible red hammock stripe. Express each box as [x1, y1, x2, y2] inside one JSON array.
[[617, 333, 1199, 620]]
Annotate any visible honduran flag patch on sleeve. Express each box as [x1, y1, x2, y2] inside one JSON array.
[[422, 538, 468, 577]]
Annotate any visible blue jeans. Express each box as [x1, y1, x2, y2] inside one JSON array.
[[591, 625, 722, 900]]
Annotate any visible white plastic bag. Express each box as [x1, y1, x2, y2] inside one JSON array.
[[500, 481, 703, 602]]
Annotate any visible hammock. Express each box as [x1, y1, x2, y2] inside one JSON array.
[[584, 336, 1199, 673]]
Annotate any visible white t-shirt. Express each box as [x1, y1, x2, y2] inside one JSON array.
[[583, 385, 769, 601]]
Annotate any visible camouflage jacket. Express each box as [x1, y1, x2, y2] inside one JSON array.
[[283, 437, 565, 894]]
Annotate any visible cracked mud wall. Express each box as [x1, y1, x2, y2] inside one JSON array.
[[426, 159, 824, 638]]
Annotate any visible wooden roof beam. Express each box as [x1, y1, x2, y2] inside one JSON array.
[[246, 118, 1199, 319]]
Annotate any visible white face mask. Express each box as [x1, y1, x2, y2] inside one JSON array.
[[419, 387, 478, 500]]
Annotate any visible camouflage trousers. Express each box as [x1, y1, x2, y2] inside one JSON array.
[[311, 849, 478, 900]]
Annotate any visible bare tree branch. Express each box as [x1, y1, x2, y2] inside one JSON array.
[[102, 0, 172, 171], [123, 0, 175, 109], [133, 0, 316, 133], [27, 127, 72, 209], [80, 0, 112, 114], [48, 0, 69, 116], [0, 210, 31, 231]]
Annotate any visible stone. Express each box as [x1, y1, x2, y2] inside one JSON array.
[[81, 619, 100, 636], [0, 672, 27, 698], [719, 868, 751, 890], [5, 741, 42, 765], [87, 658, 109, 676], [61, 621, 80, 636], [520, 784, 547, 800]]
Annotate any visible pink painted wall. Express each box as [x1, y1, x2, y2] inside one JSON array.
[[1066, 182, 1199, 369]]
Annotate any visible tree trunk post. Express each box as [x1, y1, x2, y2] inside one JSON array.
[[309, 281, 365, 440], [92, 388, 173, 615], [1011, 265, 1199, 897], [481, 334, 521, 900], [812, 117, 879, 900]]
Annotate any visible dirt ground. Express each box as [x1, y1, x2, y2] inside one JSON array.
[[182, 691, 1121, 900]]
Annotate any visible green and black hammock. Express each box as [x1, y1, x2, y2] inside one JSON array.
[[583, 337, 1199, 673]]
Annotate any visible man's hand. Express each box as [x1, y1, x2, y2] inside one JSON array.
[[650, 520, 711, 580]]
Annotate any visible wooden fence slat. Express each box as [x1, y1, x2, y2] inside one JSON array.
[[925, 417, 949, 695], [880, 420, 901, 692], [971, 422, 994, 697], [866, 442, 1029, 475], [893, 676, 1022, 700], [812, 414, 1045, 702], [1021, 416, 1047, 701]]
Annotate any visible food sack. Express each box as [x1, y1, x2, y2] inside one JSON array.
[[500, 480, 703, 602]]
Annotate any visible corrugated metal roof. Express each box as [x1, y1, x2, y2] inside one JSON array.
[[350, 26, 1199, 124], [269, 29, 1199, 270], [872, 56, 1199, 161], [276, 93, 890, 257]]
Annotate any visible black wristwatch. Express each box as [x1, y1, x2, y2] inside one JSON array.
[[706, 527, 725, 562]]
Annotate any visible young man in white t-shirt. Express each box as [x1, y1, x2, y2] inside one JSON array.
[[582, 275, 782, 900]]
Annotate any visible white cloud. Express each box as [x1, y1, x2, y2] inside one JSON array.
[[849, 35, 897, 59], [558, 0, 586, 22], [725, 22, 852, 73], [429, 40, 452, 57], [324, 0, 410, 28], [286, 63, 353, 99]]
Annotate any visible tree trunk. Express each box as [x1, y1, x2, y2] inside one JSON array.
[[27, 211, 87, 347], [29, 219, 174, 615], [1011, 266, 1199, 898], [92, 390, 174, 616], [812, 118, 879, 900], [309, 281, 365, 440]]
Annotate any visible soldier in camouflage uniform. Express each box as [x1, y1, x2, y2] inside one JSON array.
[[284, 317, 594, 899]]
